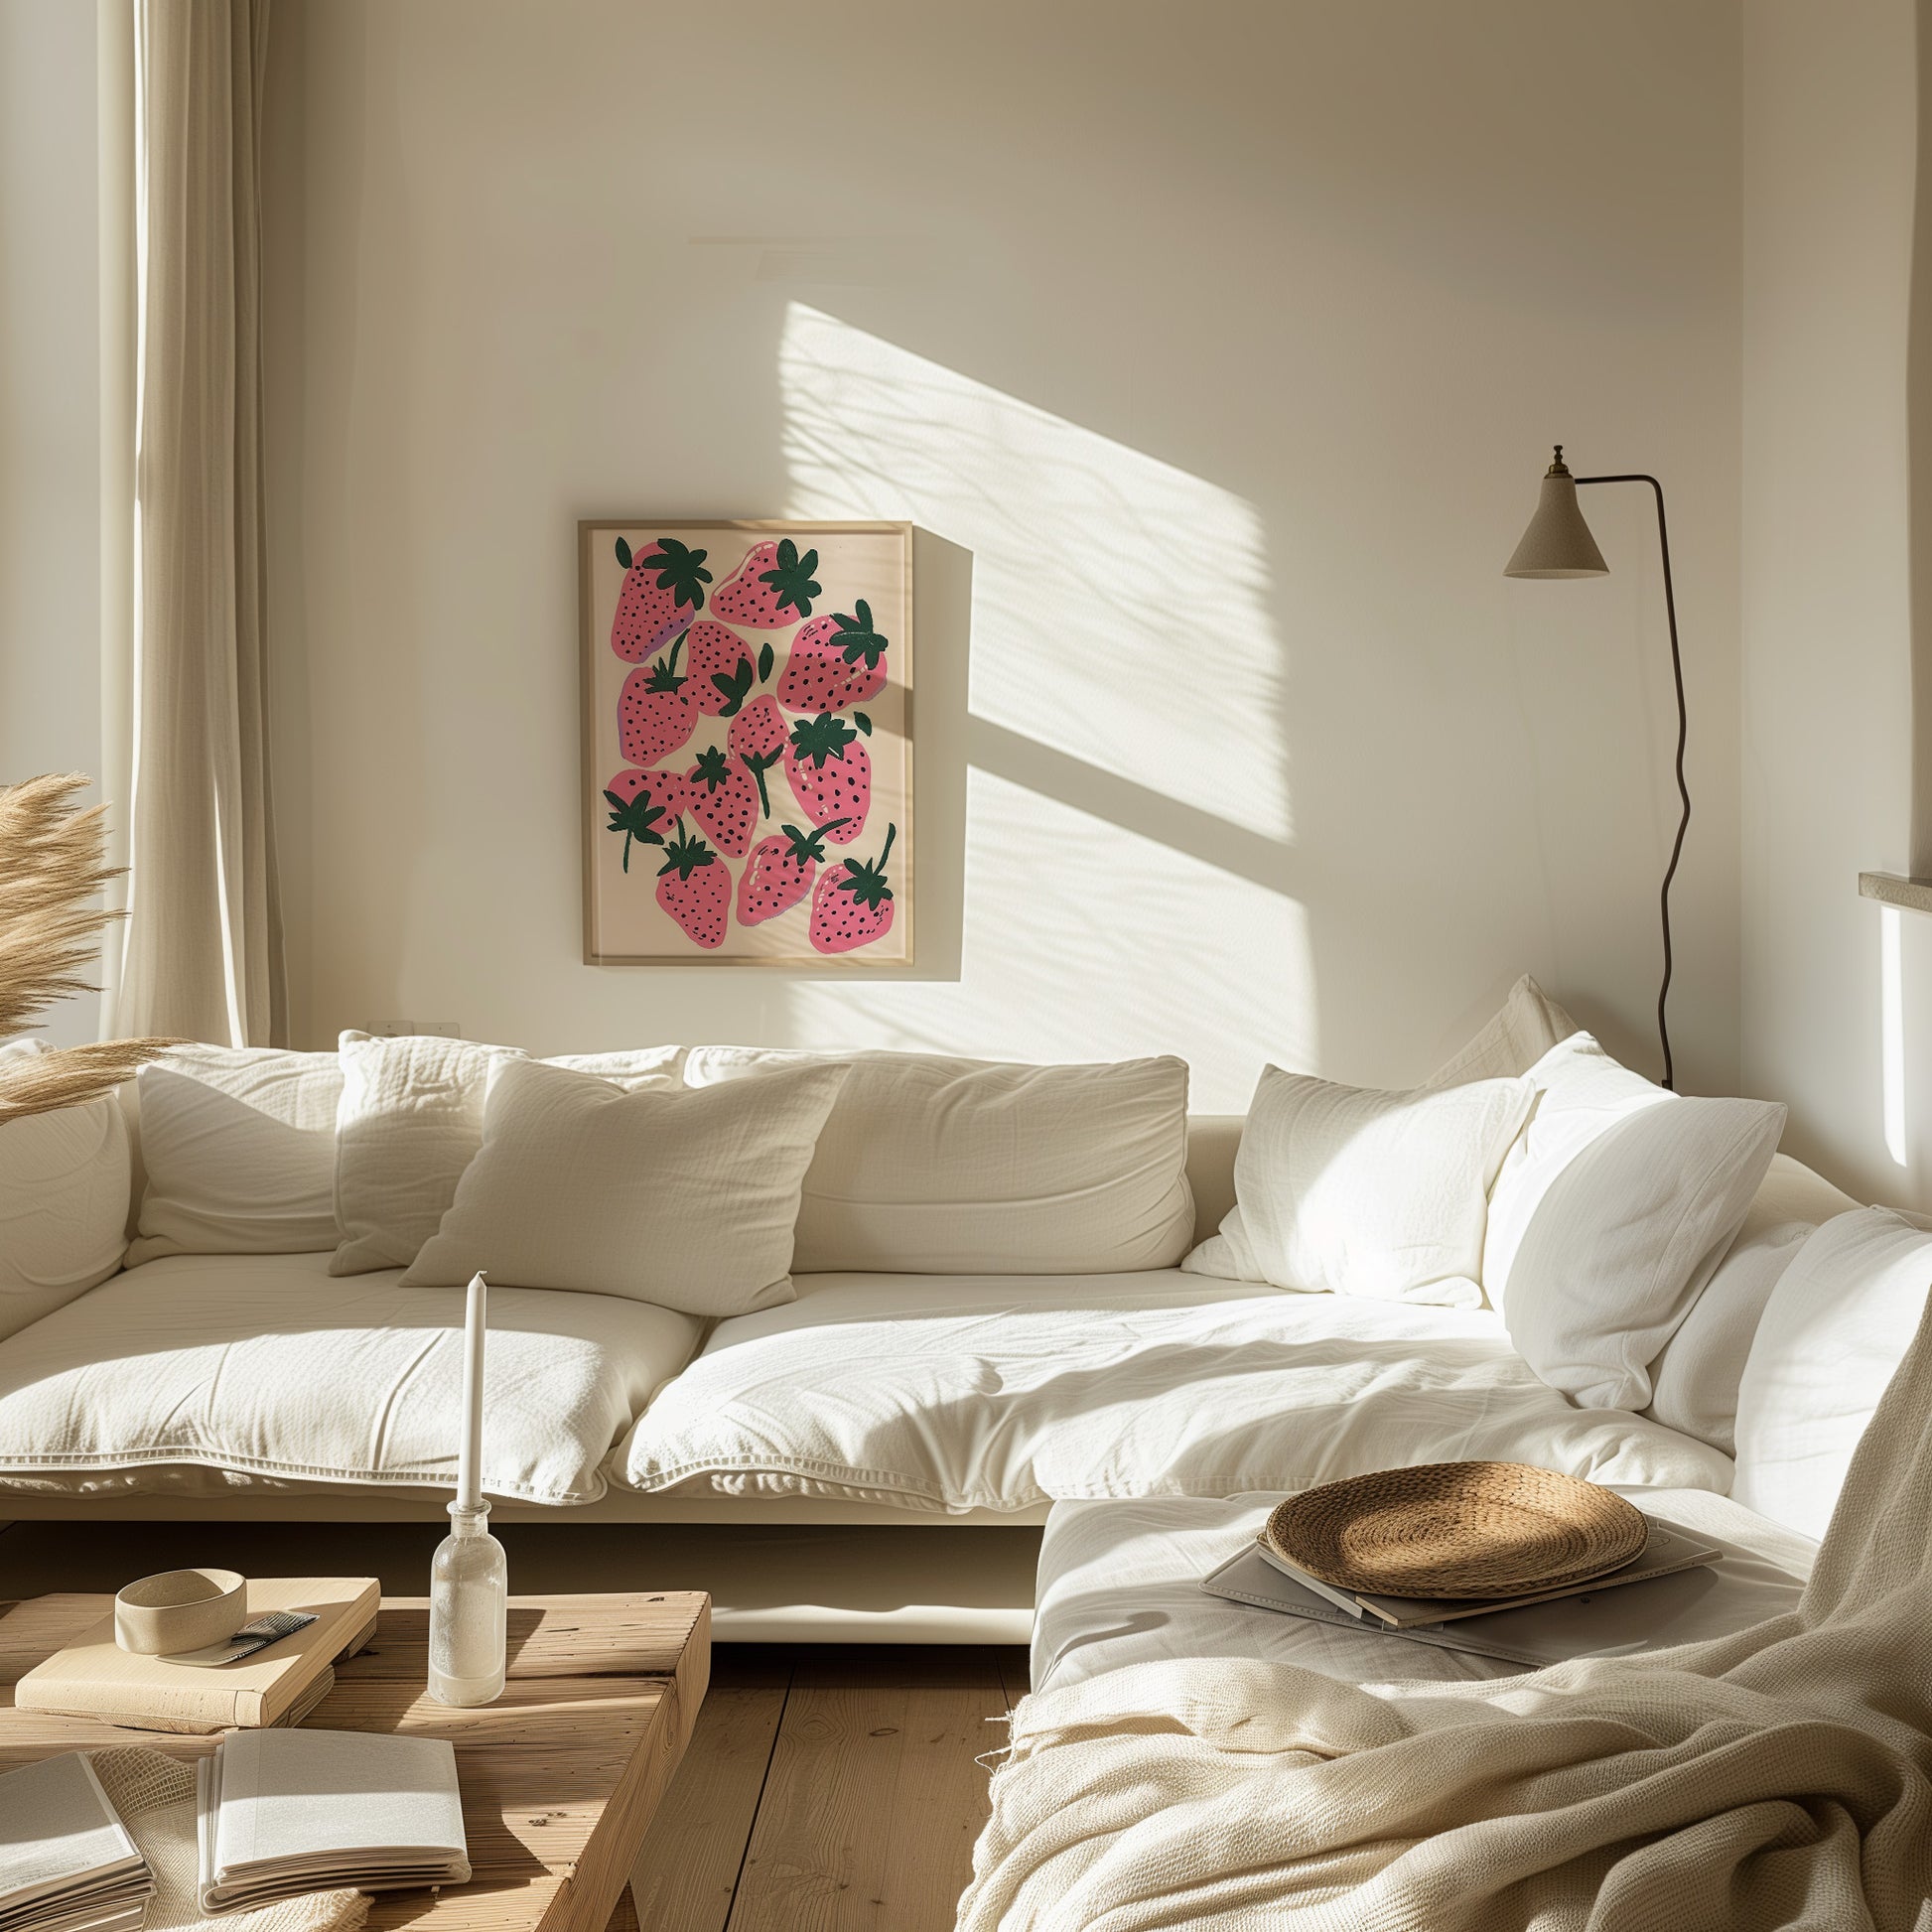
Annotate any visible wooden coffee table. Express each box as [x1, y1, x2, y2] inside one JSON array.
[[0, 1590, 709, 1932]]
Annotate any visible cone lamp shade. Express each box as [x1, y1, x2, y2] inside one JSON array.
[[1499, 443, 1688, 1092], [1505, 449, 1608, 579]]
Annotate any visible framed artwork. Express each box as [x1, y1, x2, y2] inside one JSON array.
[[580, 519, 913, 965]]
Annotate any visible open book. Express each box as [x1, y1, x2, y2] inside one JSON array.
[[196, 1729, 470, 1914], [0, 1756, 153, 1932]]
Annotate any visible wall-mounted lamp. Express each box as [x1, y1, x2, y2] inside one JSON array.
[[1506, 447, 1688, 1090]]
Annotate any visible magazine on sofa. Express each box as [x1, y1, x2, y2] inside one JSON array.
[[1202, 1521, 1722, 1668]]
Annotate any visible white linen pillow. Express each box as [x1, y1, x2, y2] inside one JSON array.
[[1185, 974, 1575, 1287], [0, 1040, 130, 1341], [1425, 974, 1580, 1088], [1643, 1154, 1857, 1453], [682, 1048, 1193, 1274], [331, 1035, 684, 1275], [401, 1057, 849, 1315], [1732, 1208, 1931, 1540], [127, 1044, 343, 1264], [1191, 1065, 1532, 1308], [1485, 1033, 1785, 1410]]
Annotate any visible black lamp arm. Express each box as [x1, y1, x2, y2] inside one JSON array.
[[1575, 473, 1687, 1092]]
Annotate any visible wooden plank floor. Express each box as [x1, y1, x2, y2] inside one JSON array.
[[631, 1644, 1024, 1932]]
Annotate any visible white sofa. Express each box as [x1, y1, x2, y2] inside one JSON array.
[[0, 1006, 1887, 1655]]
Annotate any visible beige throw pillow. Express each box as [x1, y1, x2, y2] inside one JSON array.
[[330, 1034, 686, 1276], [1190, 1065, 1533, 1307], [682, 1047, 1193, 1274], [400, 1057, 849, 1315]]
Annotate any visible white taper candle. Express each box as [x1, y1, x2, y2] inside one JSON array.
[[456, 1271, 487, 1509]]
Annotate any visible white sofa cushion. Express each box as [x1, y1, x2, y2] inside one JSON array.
[[1183, 974, 1575, 1287], [1732, 1208, 1931, 1540], [0, 1252, 700, 1504], [683, 1047, 1193, 1274], [0, 1042, 130, 1342], [1187, 1067, 1531, 1308], [402, 1057, 848, 1315], [127, 1044, 343, 1264], [1644, 1154, 1858, 1453], [331, 1035, 684, 1275], [1426, 973, 1580, 1088], [1483, 1035, 1785, 1409], [1030, 1488, 1814, 1696], [608, 1270, 1733, 1512]]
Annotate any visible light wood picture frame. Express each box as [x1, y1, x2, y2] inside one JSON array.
[[580, 519, 913, 966]]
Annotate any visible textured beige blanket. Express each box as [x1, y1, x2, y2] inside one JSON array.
[[960, 1299, 1932, 1930]]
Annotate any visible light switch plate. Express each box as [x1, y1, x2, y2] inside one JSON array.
[[368, 1020, 462, 1038]]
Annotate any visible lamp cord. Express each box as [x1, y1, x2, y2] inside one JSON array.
[[1577, 474, 1686, 1093]]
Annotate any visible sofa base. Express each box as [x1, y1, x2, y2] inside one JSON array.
[[0, 1509, 1043, 1645]]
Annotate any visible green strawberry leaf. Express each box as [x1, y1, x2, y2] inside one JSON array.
[[853, 711, 872, 736], [615, 537, 633, 570], [758, 539, 823, 618], [711, 656, 756, 718], [758, 641, 774, 682], [648, 538, 713, 612], [787, 711, 858, 767]]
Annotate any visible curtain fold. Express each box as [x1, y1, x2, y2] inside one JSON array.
[[110, 0, 284, 1047]]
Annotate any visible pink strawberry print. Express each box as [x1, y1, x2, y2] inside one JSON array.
[[737, 817, 852, 925], [685, 621, 773, 718], [777, 600, 889, 713], [601, 766, 688, 871], [618, 632, 696, 765], [610, 536, 711, 661], [783, 713, 870, 843], [654, 820, 729, 948], [711, 537, 822, 626], [809, 822, 897, 954], [684, 745, 759, 856], [728, 695, 789, 818]]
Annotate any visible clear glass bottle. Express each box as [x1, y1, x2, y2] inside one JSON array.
[[427, 1500, 507, 1706]]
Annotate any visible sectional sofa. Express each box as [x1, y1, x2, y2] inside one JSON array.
[[0, 978, 1905, 1672]]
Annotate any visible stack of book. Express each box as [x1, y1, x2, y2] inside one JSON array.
[[0, 1756, 153, 1932], [197, 1729, 471, 1911], [11, 1579, 379, 1734]]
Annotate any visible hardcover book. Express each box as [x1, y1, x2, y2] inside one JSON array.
[[12, 1578, 379, 1733]]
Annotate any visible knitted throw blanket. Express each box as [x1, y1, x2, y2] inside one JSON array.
[[958, 1299, 1932, 1931]]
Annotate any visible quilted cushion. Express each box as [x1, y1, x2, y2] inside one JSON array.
[[0, 1252, 700, 1504]]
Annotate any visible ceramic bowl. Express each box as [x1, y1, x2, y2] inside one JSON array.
[[114, 1567, 247, 1656]]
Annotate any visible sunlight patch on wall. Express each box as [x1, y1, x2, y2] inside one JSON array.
[[777, 303, 1291, 839], [1881, 904, 1907, 1167], [781, 768, 1312, 1111]]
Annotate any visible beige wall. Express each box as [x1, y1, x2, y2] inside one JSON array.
[[0, 0, 101, 1046], [1738, 0, 1920, 1201], [263, 0, 1743, 1108]]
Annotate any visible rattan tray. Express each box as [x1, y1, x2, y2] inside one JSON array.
[[1267, 1460, 1648, 1599]]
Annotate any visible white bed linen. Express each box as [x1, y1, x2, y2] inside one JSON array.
[[610, 1271, 1734, 1512], [0, 1253, 701, 1504], [1032, 1489, 1816, 1694]]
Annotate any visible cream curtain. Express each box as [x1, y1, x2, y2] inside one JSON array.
[[108, 0, 284, 1046]]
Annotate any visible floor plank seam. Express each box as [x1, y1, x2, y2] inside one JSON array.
[[720, 1660, 795, 1931]]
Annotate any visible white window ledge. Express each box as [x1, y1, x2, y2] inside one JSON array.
[[1860, 873, 1932, 914]]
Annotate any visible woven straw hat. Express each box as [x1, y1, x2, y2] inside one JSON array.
[[1267, 1460, 1647, 1599]]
